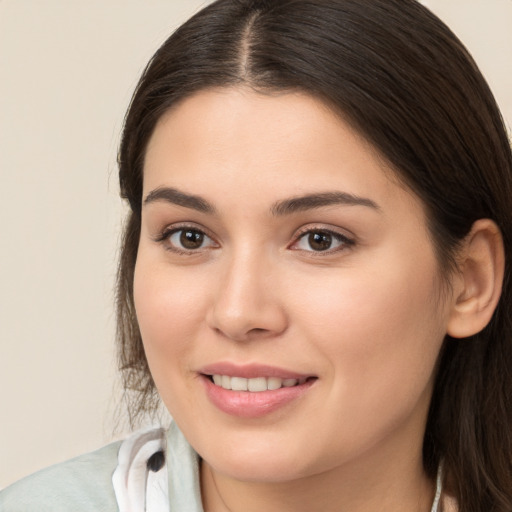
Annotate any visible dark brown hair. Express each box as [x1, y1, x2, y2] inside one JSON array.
[[116, 1, 512, 509]]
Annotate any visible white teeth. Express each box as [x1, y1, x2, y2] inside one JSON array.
[[267, 377, 282, 390], [248, 377, 267, 392], [231, 377, 248, 391], [221, 375, 231, 389], [211, 375, 303, 392]]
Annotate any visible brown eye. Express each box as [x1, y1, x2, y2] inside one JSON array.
[[308, 232, 333, 251], [180, 229, 204, 249], [167, 228, 216, 252], [292, 229, 353, 253]]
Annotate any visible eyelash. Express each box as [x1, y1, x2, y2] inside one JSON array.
[[154, 225, 355, 255], [154, 224, 218, 255], [290, 227, 355, 254]]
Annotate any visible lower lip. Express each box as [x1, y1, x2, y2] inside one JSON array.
[[201, 376, 316, 418]]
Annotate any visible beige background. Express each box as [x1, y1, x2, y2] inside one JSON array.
[[0, 0, 510, 489]]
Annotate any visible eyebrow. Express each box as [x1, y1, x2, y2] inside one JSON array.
[[143, 187, 380, 216], [271, 191, 380, 216], [143, 187, 216, 214]]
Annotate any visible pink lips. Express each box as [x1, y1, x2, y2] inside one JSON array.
[[200, 362, 311, 380], [199, 362, 317, 418]]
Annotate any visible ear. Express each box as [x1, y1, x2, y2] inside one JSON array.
[[447, 219, 505, 338]]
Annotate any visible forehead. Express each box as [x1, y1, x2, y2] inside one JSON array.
[[142, 87, 417, 214]]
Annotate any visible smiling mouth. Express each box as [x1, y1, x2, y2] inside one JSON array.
[[206, 375, 317, 392]]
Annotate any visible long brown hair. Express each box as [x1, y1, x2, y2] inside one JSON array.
[[116, 1, 512, 509]]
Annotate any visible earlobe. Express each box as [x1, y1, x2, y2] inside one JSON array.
[[447, 219, 505, 339]]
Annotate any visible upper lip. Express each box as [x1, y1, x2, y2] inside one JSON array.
[[199, 362, 315, 380]]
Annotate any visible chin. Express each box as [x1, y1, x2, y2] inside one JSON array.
[[208, 456, 311, 483], [198, 437, 321, 483]]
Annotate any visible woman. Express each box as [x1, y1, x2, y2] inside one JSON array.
[[2, 0, 511, 510]]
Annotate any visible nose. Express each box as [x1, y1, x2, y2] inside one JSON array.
[[206, 250, 288, 342]]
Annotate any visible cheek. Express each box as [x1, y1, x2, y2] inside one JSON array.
[[132, 257, 216, 425], [296, 260, 441, 335], [290, 253, 446, 406], [133, 258, 209, 371]]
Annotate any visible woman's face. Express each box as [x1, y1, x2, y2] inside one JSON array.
[[134, 88, 454, 483]]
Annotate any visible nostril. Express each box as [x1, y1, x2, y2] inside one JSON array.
[[248, 328, 267, 334]]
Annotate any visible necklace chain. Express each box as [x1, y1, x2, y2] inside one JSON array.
[[430, 464, 443, 512]]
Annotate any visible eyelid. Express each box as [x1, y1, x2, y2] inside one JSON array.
[[153, 222, 219, 253], [289, 224, 355, 253]]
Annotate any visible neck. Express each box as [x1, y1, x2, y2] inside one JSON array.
[[200, 447, 435, 512]]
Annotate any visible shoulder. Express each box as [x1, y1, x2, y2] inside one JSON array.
[[0, 425, 200, 512], [0, 440, 122, 512]]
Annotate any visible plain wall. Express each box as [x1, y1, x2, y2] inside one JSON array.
[[0, 0, 510, 489]]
